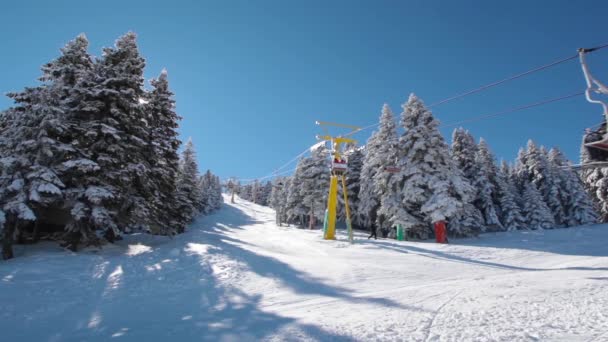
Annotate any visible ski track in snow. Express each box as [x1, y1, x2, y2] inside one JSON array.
[[1, 194, 608, 341]]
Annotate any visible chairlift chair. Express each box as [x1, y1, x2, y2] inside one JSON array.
[[331, 157, 348, 174], [579, 47, 608, 153]]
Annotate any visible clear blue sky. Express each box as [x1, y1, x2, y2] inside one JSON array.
[[1, 0, 607, 180]]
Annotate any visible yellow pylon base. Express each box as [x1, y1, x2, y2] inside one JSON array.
[[324, 175, 338, 240]]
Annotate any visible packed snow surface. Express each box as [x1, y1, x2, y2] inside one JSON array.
[[2, 195, 608, 341]]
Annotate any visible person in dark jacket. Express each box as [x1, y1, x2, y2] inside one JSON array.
[[368, 226, 377, 240]]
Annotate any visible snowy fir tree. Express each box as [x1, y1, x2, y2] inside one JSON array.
[[358, 104, 398, 234], [337, 146, 363, 226], [199, 170, 223, 214], [451, 128, 479, 180], [269, 177, 288, 225], [248, 179, 272, 206], [525, 141, 566, 227], [285, 157, 310, 225], [144, 69, 183, 232], [0, 33, 221, 258], [473, 139, 503, 231], [548, 148, 598, 226], [496, 161, 525, 231], [513, 147, 530, 193], [251, 180, 261, 204], [259, 181, 273, 207], [382, 94, 473, 239], [299, 146, 330, 227], [449, 128, 485, 234], [276, 177, 292, 225], [268, 177, 285, 210], [239, 183, 253, 202], [0, 34, 94, 254], [176, 139, 203, 226], [521, 182, 555, 230]]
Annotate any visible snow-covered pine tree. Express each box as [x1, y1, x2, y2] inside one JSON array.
[[144, 69, 182, 233], [450, 128, 485, 234], [277, 177, 292, 225], [250, 180, 261, 204], [59, 32, 152, 244], [299, 146, 330, 227], [239, 183, 253, 202], [1, 33, 219, 257], [473, 139, 503, 231], [214, 175, 223, 209], [451, 128, 479, 179], [525, 141, 566, 227], [226, 178, 240, 203], [521, 181, 555, 229], [259, 181, 273, 206], [286, 157, 309, 225], [269, 177, 285, 210], [358, 104, 398, 234], [496, 161, 525, 231], [385, 94, 473, 239], [198, 171, 212, 214], [212, 175, 224, 210], [176, 139, 203, 226], [548, 148, 598, 226], [98, 32, 153, 234], [513, 147, 530, 193], [0, 34, 94, 254], [200, 170, 223, 212], [0, 154, 36, 259], [269, 177, 287, 224], [338, 147, 363, 227]]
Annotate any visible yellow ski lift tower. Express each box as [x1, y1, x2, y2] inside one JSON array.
[[316, 121, 361, 243]]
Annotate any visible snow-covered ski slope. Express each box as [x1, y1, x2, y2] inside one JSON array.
[[2, 195, 608, 341]]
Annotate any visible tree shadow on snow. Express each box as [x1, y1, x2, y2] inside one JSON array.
[[588, 277, 608, 281], [359, 239, 608, 273], [1, 223, 356, 340], [452, 224, 608, 257], [195, 227, 422, 313], [356, 224, 608, 258]]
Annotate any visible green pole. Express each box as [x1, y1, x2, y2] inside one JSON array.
[[397, 224, 404, 241], [346, 218, 353, 244]]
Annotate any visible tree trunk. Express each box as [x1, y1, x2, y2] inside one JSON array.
[[65, 231, 81, 252], [2, 214, 16, 260], [32, 220, 40, 243], [104, 228, 117, 243]]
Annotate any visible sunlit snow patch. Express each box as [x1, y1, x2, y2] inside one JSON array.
[[88, 311, 102, 329], [103, 266, 124, 296], [184, 243, 211, 256], [126, 244, 152, 256]]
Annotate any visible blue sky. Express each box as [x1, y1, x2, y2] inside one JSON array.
[[1, 0, 607, 180]]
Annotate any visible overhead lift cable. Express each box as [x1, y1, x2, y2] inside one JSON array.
[[443, 91, 584, 128], [355, 45, 608, 135], [240, 43, 608, 182]]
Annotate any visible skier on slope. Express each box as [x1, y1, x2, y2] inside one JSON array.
[[368, 226, 377, 240]]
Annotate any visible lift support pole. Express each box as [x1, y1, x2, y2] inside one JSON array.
[[316, 121, 360, 243]]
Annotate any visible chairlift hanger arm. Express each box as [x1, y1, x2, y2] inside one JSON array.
[[578, 48, 608, 117]]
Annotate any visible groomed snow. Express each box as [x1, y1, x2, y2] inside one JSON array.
[[1, 194, 608, 341]]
